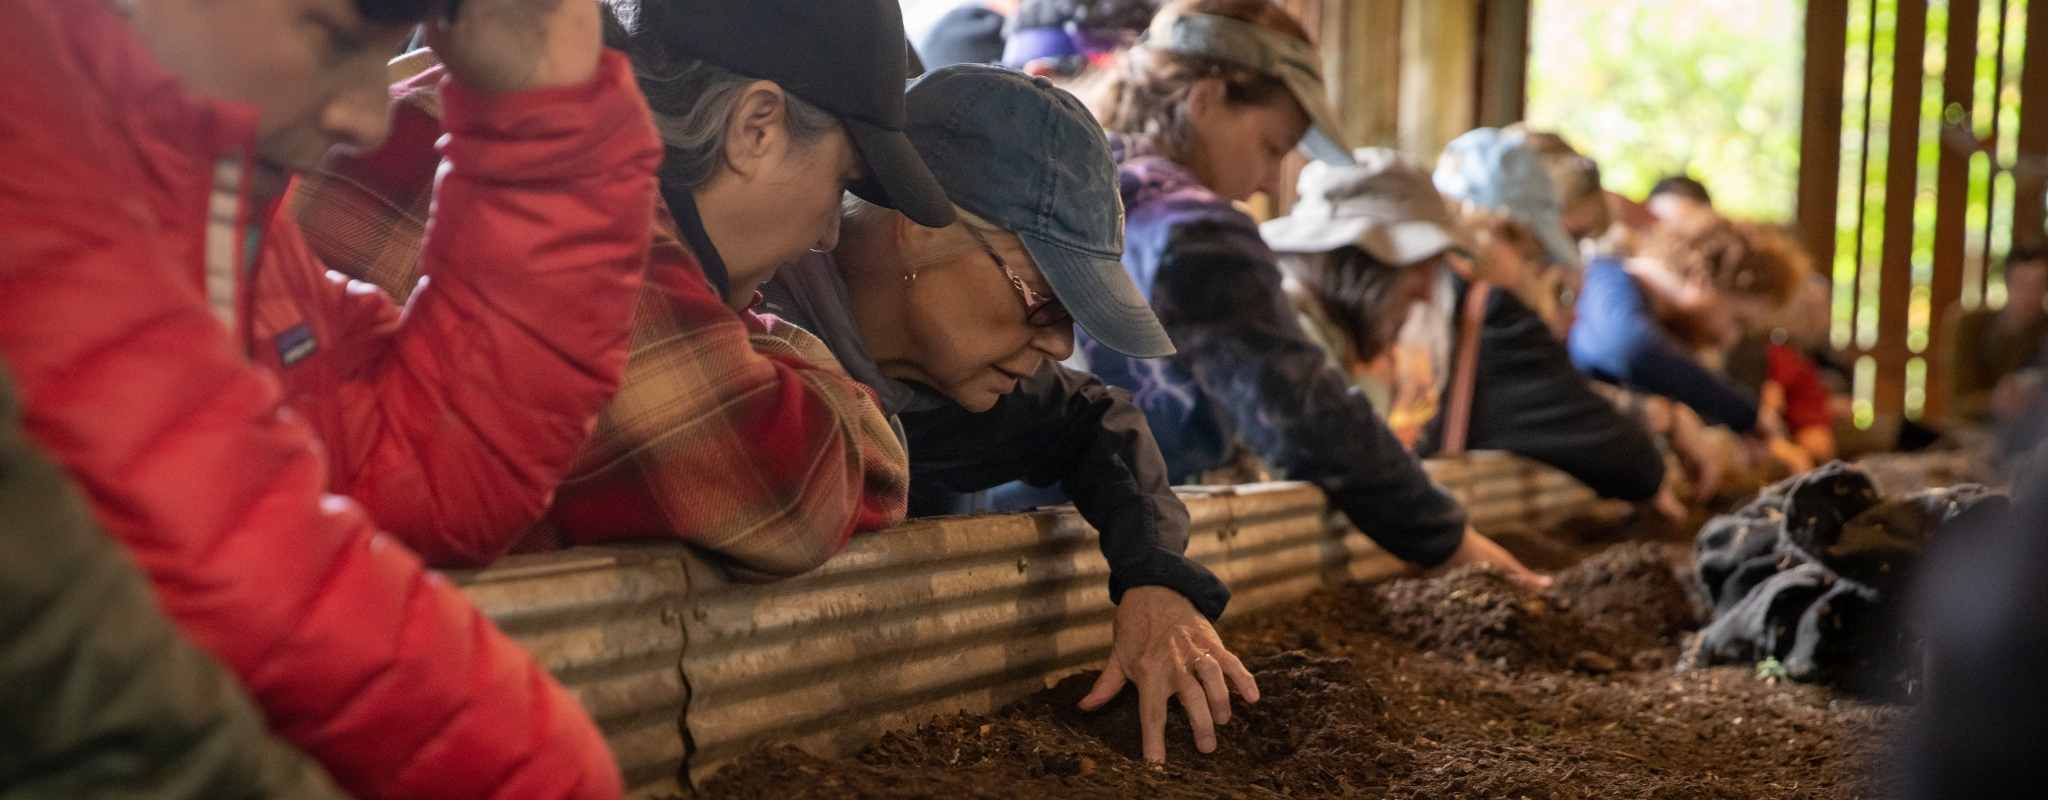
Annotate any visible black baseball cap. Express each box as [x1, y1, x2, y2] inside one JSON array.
[[649, 0, 956, 228]]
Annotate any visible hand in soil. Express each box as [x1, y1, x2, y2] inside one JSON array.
[[1651, 485, 1688, 523], [1671, 406, 1726, 500], [1079, 586, 1259, 764], [1438, 528, 1553, 592]]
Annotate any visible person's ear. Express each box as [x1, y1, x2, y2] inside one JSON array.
[[1184, 77, 1228, 124], [723, 81, 789, 180]]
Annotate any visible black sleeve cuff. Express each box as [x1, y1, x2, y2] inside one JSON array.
[[1109, 551, 1232, 621]]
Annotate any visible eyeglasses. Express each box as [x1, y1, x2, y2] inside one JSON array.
[[961, 224, 1073, 328]]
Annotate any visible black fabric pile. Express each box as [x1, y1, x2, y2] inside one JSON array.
[[1689, 462, 2007, 695]]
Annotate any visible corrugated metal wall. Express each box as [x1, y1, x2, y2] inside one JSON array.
[[459, 551, 693, 792], [454, 452, 1611, 797]]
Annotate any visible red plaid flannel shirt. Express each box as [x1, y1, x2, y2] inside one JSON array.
[[294, 69, 908, 579]]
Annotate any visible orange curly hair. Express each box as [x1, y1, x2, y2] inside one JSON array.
[[1639, 216, 1810, 307]]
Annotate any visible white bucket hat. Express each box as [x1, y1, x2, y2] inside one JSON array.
[[1261, 148, 1463, 266]]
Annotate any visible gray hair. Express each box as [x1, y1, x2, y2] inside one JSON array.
[[602, 0, 842, 192]]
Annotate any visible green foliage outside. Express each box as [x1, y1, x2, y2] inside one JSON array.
[[1526, 0, 1807, 222]]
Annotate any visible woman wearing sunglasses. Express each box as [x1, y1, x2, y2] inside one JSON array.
[[764, 64, 1255, 767]]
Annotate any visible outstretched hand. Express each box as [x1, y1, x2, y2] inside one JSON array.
[[1439, 527, 1553, 592], [1079, 587, 1259, 764], [426, 0, 600, 94]]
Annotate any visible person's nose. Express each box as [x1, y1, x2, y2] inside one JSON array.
[[813, 210, 843, 253], [1034, 323, 1076, 362], [1258, 155, 1287, 199]]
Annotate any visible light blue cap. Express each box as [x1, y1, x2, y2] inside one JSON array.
[[1432, 128, 1582, 269]]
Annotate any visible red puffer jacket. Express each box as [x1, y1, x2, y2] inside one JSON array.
[[263, 62, 660, 567], [0, 2, 648, 798]]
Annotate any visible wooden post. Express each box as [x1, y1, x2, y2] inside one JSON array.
[[1875, 0, 1927, 422], [1329, 0, 1405, 148], [1474, 0, 1530, 128], [2012, 0, 2048, 248], [1796, 0, 1851, 289], [1927, 0, 1980, 422], [1399, 0, 1478, 161]]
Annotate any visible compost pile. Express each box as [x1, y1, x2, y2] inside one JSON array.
[[705, 532, 1898, 799]]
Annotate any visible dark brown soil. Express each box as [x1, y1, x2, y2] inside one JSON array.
[[1374, 564, 1618, 673], [702, 532, 1896, 800], [1550, 542, 1705, 652]]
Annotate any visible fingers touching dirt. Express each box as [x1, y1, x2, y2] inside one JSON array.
[[1082, 623, 1260, 763]]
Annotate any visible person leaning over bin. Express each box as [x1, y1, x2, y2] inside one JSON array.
[[0, 0, 630, 795], [163, 0, 666, 568], [1263, 149, 1668, 507], [1076, 0, 1550, 590], [298, 0, 941, 577], [1498, 128, 1751, 504], [758, 64, 1252, 766]]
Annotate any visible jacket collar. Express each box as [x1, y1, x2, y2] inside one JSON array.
[[661, 184, 735, 300], [58, 0, 267, 332], [1107, 133, 1232, 221]]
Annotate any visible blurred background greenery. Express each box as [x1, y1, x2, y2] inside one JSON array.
[[1526, 0, 1807, 222]]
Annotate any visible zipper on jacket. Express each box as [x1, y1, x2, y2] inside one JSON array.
[[204, 158, 244, 333]]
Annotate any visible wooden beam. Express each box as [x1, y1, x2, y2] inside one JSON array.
[[1927, 0, 1980, 422], [1399, 0, 1479, 161], [1474, 0, 1530, 128], [2012, 0, 2048, 248], [1796, 0, 1851, 286], [1875, 0, 1928, 421], [1330, 0, 1405, 148]]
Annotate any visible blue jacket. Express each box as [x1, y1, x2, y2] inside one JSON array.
[[1567, 257, 1759, 432], [1083, 141, 1466, 567]]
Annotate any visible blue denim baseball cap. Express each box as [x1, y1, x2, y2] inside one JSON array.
[[1432, 127, 1582, 269], [904, 64, 1175, 358]]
